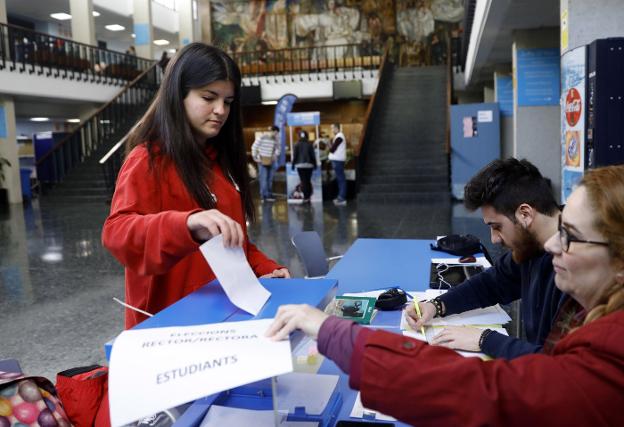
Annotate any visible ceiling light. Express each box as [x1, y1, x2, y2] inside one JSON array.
[[105, 24, 125, 32], [167, 48, 176, 53], [131, 33, 136, 38], [50, 13, 72, 21], [261, 100, 278, 106], [30, 117, 50, 122], [93, 11, 101, 17], [153, 39, 170, 46], [67, 118, 81, 123]]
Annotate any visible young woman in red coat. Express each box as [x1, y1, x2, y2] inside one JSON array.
[[102, 43, 289, 329], [267, 165, 624, 427]]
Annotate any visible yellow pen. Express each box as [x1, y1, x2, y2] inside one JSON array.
[[414, 300, 427, 337]]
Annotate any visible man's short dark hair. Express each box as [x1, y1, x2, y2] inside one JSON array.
[[464, 158, 559, 219]]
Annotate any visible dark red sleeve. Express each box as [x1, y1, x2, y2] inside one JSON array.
[[246, 240, 284, 276], [347, 328, 621, 427], [102, 149, 201, 275]]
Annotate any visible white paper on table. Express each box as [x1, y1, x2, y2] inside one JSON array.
[[200, 406, 319, 427], [199, 234, 271, 315], [400, 304, 511, 329], [404, 327, 509, 358], [275, 372, 338, 415], [350, 392, 396, 421], [109, 319, 293, 427]]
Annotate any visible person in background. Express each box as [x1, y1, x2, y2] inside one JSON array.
[[251, 125, 280, 202], [405, 158, 566, 359], [292, 130, 316, 203], [159, 50, 170, 72], [328, 123, 347, 206], [266, 165, 624, 426], [125, 45, 136, 56], [102, 43, 289, 329]]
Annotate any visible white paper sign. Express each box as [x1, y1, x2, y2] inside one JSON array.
[[109, 319, 293, 427], [477, 110, 493, 122], [200, 234, 271, 315]]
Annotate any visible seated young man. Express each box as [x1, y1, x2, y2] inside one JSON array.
[[406, 158, 568, 359]]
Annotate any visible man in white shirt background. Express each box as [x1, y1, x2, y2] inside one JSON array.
[[329, 123, 347, 206], [252, 126, 281, 202]]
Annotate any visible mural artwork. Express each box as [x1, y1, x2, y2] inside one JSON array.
[[208, 0, 463, 67]]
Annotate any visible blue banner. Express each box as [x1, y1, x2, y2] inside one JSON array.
[[273, 94, 297, 167], [516, 48, 560, 106], [495, 75, 513, 117]]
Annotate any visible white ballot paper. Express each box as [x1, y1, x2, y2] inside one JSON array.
[[200, 234, 271, 315], [109, 319, 293, 427]]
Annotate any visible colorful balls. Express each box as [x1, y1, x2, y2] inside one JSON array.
[[0, 398, 11, 417], [13, 402, 39, 424], [0, 385, 16, 398], [18, 381, 41, 402], [0, 416, 10, 427], [38, 408, 58, 427], [57, 418, 72, 427]]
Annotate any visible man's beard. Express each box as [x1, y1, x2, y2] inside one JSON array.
[[510, 224, 543, 263]]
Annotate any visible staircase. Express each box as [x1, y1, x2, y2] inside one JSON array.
[[37, 65, 160, 203], [358, 66, 449, 203]]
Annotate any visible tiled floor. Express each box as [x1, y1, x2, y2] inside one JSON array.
[[0, 187, 505, 380]]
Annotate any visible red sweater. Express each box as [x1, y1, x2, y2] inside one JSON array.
[[102, 145, 282, 329], [337, 310, 624, 426]]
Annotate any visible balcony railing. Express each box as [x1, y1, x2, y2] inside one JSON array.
[[232, 43, 383, 82], [0, 22, 153, 84]]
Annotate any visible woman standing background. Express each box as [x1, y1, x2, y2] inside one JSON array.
[[102, 43, 289, 329], [292, 130, 317, 203]]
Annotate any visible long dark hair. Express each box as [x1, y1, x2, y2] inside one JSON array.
[[126, 43, 254, 220]]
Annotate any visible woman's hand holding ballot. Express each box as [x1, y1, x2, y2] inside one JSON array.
[[266, 304, 329, 340]]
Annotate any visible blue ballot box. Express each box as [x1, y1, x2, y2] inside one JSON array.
[[177, 373, 343, 427]]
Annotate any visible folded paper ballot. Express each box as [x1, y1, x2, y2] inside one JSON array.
[[109, 319, 293, 427], [199, 234, 271, 315]]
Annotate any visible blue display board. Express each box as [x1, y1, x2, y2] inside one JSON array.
[[495, 75, 513, 117], [287, 111, 320, 126], [0, 106, 6, 138], [273, 94, 297, 167], [516, 48, 560, 106]]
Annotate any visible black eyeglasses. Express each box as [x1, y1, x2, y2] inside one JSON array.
[[558, 215, 609, 252]]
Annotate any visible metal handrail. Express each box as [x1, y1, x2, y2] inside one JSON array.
[[0, 22, 153, 82]]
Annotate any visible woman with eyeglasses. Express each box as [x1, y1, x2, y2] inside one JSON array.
[[266, 165, 624, 426]]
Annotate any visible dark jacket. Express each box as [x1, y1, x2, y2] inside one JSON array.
[[440, 250, 567, 359], [292, 139, 316, 170]]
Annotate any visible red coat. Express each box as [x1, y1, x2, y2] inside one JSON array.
[[351, 311, 624, 427], [102, 145, 282, 329]]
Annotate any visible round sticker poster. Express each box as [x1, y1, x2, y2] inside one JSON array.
[[565, 88, 582, 127], [565, 130, 581, 167]]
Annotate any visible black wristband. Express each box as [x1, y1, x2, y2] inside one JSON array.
[[479, 328, 493, 350], [430, 297, 445, 318]]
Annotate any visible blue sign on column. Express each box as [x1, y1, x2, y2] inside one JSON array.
[[134, 23, 150, 46], [273, 94, 297, 166], [0, 106, 6, 138], [516, 48, 560, 106], [495, 75, 513, 117]]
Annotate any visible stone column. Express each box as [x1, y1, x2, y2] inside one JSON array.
[[0, 96, 22, 203], [69, 0, 96, 45], [133, 0, 153, 59], [512, 28, 561, 196], [178, 0, 197, 47]]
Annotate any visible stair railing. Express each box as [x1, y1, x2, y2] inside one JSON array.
[[354, 48, 391, 193], [0, 22, 152, 84], [35, 62, 160, 189]]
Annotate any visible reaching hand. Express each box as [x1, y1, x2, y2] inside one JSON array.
[[265, 304, 329, 341], [260, 268, 291, 279], [429, 326, 484, 352], [405, 301, 436, 330], [186, 209, 244, 247]]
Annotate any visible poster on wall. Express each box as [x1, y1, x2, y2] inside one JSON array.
[[495, 74, 513, 117], [516, 48, 560, 106], [560, 44, 586, 202]]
